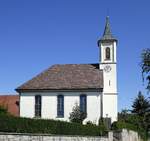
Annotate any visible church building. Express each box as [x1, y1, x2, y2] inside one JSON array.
[[16, 17, 118, 124]]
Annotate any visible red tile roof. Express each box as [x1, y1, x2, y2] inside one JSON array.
[[0, 95, 19, 116], [16, 64, 103, 92]]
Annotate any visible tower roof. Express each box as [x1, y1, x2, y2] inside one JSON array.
[[98, 16, 117, 44]]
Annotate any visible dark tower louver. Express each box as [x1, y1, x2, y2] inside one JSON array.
[[98, 16, 117, 45]]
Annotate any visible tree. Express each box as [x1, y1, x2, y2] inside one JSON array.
[[131, 91, 150, 117], [131, 91, 150, 137], [69, 103, 86, 124], [141, 48, 150, 91]]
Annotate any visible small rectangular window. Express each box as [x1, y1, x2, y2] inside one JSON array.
[[57, 95, 64, 117], [35, 95, 41, 117], [80, 95, 87, 113]]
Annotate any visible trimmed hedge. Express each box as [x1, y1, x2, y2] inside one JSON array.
[[0, 115, 107, 136]]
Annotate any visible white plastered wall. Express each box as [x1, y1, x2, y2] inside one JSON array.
[[103, 94, 117, 122], [20, 91, 102, 124], [100, 41, 118, 122]]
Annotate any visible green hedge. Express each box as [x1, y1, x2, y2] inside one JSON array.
[[0, 115, 107, 136]]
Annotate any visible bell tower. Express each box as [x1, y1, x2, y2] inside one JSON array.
[[98, 16, 118, 122]]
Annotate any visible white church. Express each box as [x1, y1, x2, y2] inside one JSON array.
[[16, 16, 118, 124]]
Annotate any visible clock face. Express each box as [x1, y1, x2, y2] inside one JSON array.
[[104, 65, 111, 73]]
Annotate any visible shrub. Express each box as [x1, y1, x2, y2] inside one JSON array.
[[0, 115, 107, 136], [69, 103, 86, 124]]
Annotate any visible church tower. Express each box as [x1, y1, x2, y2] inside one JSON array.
[[98, 16, 118, 122]]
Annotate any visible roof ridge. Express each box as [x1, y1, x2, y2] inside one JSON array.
[[53, 63, 99, 66]]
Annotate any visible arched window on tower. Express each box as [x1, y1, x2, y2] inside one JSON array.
[[105, 47, 110, 60]]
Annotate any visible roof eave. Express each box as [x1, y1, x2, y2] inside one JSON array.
[[16, 88, 103, 93]]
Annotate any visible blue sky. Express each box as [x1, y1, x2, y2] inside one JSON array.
[[0, 0, 150, 111]]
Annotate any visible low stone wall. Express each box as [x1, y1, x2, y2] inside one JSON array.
[[121, 129, 140, 141], [0, 132, 113, 141], [0, 129, 149, 141], [113, 129, 149, 141]]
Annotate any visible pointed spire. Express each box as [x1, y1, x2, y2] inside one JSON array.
[[98, 16, 117, 45], [103, 16, 112, 36]]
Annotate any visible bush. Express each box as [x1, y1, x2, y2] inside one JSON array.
[[69, 103, 86, 124], [0, 115, 107, 136], [111, 121, 138, 131]]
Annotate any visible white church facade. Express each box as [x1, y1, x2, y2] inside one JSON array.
[[16, 17, 118, 124]]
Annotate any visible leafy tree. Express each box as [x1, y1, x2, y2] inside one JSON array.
[[131, 91, 150, 117], [69, 103, 86, 124], [141, 48, 150, 91]]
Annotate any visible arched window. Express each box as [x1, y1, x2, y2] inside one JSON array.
[[80, 94, 87, 114], [57, 95, 64, 117], [105, 47, 110, 60], [35, 95, 41, 117]]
